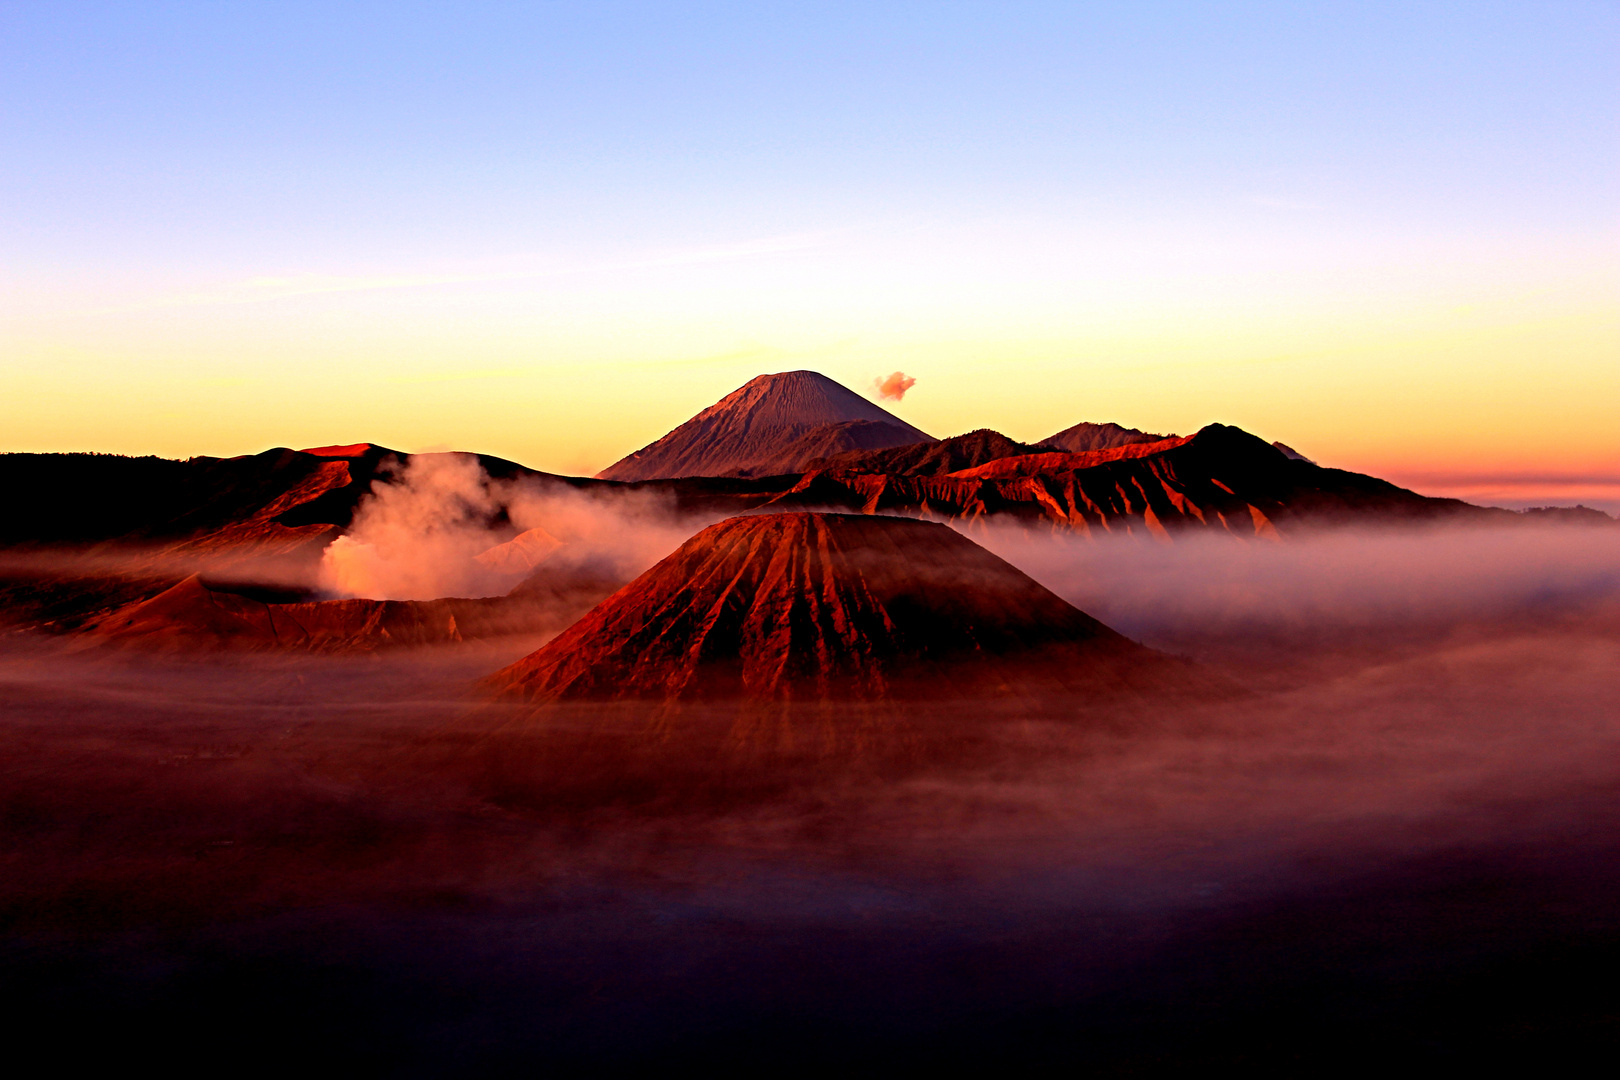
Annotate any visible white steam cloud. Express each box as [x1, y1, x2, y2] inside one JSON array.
[[319, 453, 714, 601]]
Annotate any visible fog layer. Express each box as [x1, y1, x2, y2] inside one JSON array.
[[3, 516, 1618, 1070], [973, 520, 1620, 671]]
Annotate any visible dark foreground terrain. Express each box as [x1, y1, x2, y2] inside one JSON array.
[[3, 525, 1619, 1074]]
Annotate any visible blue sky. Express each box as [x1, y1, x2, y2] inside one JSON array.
[[7, 2, 1612, 258], [2, 2, 1616, 502]]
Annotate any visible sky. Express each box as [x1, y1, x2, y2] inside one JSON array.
[[2, 1, 1616, 508]]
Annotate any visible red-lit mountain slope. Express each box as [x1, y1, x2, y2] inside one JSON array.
[[768, 424, 1519, 537]]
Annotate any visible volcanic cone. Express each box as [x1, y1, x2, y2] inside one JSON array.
[[486, 511, 1205, 702]]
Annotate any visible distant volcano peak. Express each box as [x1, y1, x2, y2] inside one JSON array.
[[597, 371, 933, 482]]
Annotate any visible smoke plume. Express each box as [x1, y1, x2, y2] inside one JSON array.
[[872, 371, 916, 401], [318, 453, 716, 601]]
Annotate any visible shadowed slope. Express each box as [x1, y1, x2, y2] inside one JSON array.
[[0, 443, 574, 562], [0, 445, 398, 552], [597, 371, 934, 481], [740, 418, 930, 477], [485, 512, 1199, 703]]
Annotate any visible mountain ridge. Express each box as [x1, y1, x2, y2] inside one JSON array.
[[766, 424, 1533, 537], [804, 428, 1051, 476], [1042, 421, 1169, 453]]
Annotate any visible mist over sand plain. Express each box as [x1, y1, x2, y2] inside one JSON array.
[[4, 520, 1617, 1071]]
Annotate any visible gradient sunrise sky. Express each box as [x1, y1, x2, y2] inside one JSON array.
[[2, 2, 1616, 508]]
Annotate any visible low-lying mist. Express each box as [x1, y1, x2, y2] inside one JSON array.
[[4, 508, 1619, 1069], [972, 519, 1620, 670], [316, 453, 1620, 661]]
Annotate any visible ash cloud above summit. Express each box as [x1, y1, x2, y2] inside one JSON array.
[[872, 371, 917, 401]]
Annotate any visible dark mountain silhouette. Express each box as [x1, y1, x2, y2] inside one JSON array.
[[0, 444, 396, 552], [804, 428, 1050, 476], [0, 442, 561, 557], [1043, 421, 1169, 453], [597, 371, 933, 481], [484, 512, 1208, 703], [0, 442, 623, 559]]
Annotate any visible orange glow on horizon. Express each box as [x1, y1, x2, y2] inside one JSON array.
[[2, 221, 1614, 512]]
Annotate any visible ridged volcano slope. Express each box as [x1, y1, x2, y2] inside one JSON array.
[[597, 371, 934, 481], [486, 512, 1192, 702]]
